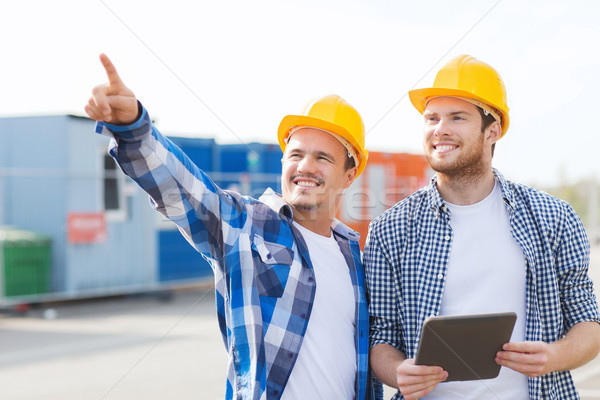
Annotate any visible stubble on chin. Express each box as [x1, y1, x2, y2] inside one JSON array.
[[427, 155, 488, 184], [293, 201, 317, 212]]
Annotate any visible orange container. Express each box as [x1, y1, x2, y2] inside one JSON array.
[[338, 152, 432, 248]]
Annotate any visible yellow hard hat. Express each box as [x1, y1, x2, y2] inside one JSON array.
[[408, 55, 510, 136], [278, 94, 369, 176]]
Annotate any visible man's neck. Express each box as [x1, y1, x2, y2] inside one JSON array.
[[293, 211, 334, 237], [436, 168, 496, 206]]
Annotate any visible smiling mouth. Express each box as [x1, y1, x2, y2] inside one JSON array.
[[292, 175, 324, 188], [296, 181, 318, 187], [434, 144, 457, 152]]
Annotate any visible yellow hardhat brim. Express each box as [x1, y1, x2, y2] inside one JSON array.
[[277, 114, 368, 177], [408, 87, 510, 136]]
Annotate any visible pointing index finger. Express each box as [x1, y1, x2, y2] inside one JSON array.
[[99, 53, 123, 86]]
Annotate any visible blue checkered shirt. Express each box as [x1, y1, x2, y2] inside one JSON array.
[[96, 105, 378, 400], [364, 169, 600, 400]]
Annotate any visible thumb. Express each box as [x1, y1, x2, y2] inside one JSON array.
[[106, 95, 139, 124]]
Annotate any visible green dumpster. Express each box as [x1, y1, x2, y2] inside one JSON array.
[[1, 228, 52, 297]]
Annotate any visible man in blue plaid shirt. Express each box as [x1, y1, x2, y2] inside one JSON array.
[[85, 54, 380, 400], [365, 55, 600, 400]]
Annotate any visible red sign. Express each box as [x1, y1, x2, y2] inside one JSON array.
[[67, 213, 107, 244]]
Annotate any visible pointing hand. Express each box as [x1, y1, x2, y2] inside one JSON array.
[[85, 54, 138, 125]]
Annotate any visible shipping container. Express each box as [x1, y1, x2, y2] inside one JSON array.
[[0, 115, 160, 307], [0, 113, 430, 308], [219, 142, 282, 196], [339, 152, 432, 247]]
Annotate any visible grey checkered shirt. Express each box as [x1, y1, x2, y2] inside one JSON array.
[[364, 169, 600, 400]]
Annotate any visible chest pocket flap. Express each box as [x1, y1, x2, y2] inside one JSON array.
[[251, 235, 294, 297]]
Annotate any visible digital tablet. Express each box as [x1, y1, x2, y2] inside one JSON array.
[[414, 312, 517, 382]]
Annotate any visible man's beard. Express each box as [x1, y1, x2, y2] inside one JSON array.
[[427, 135, 487, 180], [287, 174, 325, 212]]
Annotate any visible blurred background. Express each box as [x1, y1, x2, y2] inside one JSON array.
[[1, 0, 600, 398]]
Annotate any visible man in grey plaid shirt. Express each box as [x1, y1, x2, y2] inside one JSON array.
[[364, 54, 600, 400]]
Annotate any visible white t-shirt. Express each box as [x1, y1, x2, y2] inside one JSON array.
[[281, 222, 357, 400], [426, 182, 529, 399]]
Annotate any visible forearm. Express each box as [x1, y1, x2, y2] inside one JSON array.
[[102, 107, 220, 219], [498, 320, 600, 377], [370, 343, 405, 388], [553, 321, 600, 371], [100, 106, 232, 256]]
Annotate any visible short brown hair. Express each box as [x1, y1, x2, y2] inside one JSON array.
[[344, 155, 356, 171], [478, 106, 499, 156]]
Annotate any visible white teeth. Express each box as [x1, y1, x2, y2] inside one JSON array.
[[296, 181, 317, 187], [436, 145, 456, 152]]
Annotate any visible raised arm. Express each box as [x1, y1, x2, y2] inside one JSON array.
[[84, 54, 247, 267], [85, 54, 138, 125]]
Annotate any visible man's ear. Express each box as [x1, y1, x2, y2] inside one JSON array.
[[486, 120, 502, 144], [344, 166, 358, 189]]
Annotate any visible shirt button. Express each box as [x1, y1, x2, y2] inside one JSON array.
[[301, 313, 307, 319], [444, 235, 451, 241], [437, 273, 444, 280], [308, 276, 314, 282], [288, 352, 294, 359], [266, 253, 272, 259]]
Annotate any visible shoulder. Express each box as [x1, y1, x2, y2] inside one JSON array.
[[503, 179, 587, 245], [506, 180, 575, 217], [331, 219, 361, 244], [369, 186, 431, 232]]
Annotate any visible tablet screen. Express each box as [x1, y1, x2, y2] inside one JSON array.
[[414, 312, 517, 381]]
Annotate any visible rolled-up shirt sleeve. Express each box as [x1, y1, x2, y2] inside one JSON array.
[[555, 202, 600, 331]]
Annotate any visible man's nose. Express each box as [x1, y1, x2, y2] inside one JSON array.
[[297, 155, 318, 173], [434, 118, 451, 137]]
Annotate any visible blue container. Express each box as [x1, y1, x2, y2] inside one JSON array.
[[157, 138, 281, 282], [157, 137, 218, 282], [219, 143, 282, 195], [168, 136, 219, 172], [158, 230, 212, 282]]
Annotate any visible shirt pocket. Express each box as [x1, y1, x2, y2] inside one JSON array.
[[251, 235, 294, 298]]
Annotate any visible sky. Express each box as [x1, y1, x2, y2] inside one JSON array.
[[2, 0, 599, 187]]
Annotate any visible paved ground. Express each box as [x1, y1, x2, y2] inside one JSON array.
[[2, 246, 600, 400]]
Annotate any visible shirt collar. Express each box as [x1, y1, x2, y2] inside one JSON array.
[[426, 168, 515, 215], [493, 168, 516, 210], [259, 188, 293, 219], [426, 175, 446, 216], [258, 188, 359, 241]]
